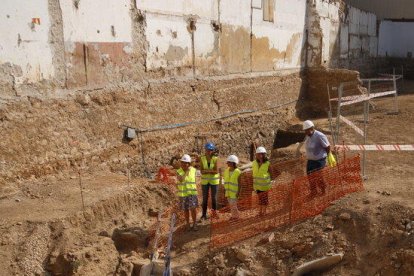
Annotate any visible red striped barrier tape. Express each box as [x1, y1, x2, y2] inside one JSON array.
[[335, 145, 414, 151], [339, 115, 364, 136], [331, 90, 397, 106], [340, 91, 396, 106]]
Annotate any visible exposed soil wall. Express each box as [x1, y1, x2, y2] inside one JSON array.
[[303, 67, 361, 117], [0, 74, 305, 185]]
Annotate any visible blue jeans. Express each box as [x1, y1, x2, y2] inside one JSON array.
[[307, 158, 327, 196], [202, 184, 218, 217], [306, 158, 326, 174]]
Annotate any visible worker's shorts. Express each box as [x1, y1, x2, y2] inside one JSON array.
[[256, 190, 269, 205], [178, 195, 198, 210]]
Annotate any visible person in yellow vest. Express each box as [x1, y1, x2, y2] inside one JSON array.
[[253, 146, 274, 216], [224, 155, 241, 220], [176, 154, 198, 231], [200, 142, 219, 220]]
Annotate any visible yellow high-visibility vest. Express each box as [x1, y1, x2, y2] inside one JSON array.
[[224, 168, 241, 199], [252, 160, 272, 191], [176, 167, 197, 197], [200, 156, 219, 185]]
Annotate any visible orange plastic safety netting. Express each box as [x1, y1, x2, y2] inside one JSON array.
[[150, 155, 363, 250], [210, 154, 364, 248]]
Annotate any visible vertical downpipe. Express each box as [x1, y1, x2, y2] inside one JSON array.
[[249, 0, 253, 72], [191, 30, 196, 77], [82, 43, 88, 85], [363, 98, 368, 179], [217, 0, 221, 67], [393, 72, 399, 114]]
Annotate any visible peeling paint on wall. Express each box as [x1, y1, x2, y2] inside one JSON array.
[[0, 0, 55, 85], [164, 45, 189, 62], [252, 33, 302, 71], [307, 0, 377, 68], [65, 42, 132, 87], [0, 0, 381, 93], [219, 25, 251, 73]]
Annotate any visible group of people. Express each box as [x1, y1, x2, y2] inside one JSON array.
[[175, 120, 331, 231]]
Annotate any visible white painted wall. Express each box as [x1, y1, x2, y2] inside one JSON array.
[[220, 0, 250, 27], [252, 0, 307, 69], [347, 7, 376, 56], [313, 0, 342, 64], [0, 0, 54, 84], [138, 0, 218, 72], [0, 0, 386, 89], [142, 0, 307, 72], [60, 0, 132, 43], [379, 21, 414, 58], [145, 13, 193, 70], [340, 24, 349, 58], [137, 0, 218, 19], [313, 2, 378, 63]]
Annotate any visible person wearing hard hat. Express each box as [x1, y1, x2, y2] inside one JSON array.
[[224, 155, 242, 220], [303, 120, 330, 197], [253, 146, 273, 216], [176, 154, 198, 231], [199, 142, 220, 220]]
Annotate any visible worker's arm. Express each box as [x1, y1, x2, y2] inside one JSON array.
[[200, 160, 219, 174], [205, 165, 219, 174], [199, 158, 207, 174], [320, 134, 331, 154], [176, 173, 184, 182], [176, 170, 188, 182]]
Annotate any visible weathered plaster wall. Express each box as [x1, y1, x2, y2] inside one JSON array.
[[219, 0, 252, 74], [137, 0, 219, 76], [307, 0, 377, 68], [0, 0, 383, 92], [138, 0, 308, 75], [251, 0, 307, 71], [0, 0, 55, 94], [60, 0, 135, 87], [347, 7, 377, 59]]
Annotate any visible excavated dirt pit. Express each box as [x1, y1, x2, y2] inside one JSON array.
[[0, 83, 413, 275]]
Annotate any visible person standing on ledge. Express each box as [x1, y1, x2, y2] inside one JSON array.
[[200, 142, 220, 220], [223, 154, 242, 220], [176, 154, 198, 231], [253, 146, 273, 216], [303, 120, 330, 197]]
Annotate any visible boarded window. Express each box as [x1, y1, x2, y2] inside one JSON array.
[[263, 0, 274, 22]]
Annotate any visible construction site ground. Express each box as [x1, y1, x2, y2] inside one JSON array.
[[0, 90, 413, 275]]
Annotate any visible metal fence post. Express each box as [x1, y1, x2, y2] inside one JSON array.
[[393, 73, 399, 114], [367, 80, 371, 122], [362, 99, 368, 180], [335, 83, 344, 145]]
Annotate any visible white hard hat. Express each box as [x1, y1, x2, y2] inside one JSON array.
[[180, 154, 192, 163], [226, 155, 239, 164], [256, 146, 267, 154], [303, 120, 315, 130]]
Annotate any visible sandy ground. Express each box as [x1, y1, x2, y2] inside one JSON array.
[[0, 172, 133, 225]]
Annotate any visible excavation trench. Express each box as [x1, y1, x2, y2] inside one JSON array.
[[1, 70, 413, 276]]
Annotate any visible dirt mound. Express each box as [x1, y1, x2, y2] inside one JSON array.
[[0, 179, 174, 276], [192, 200, 414, 276]]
